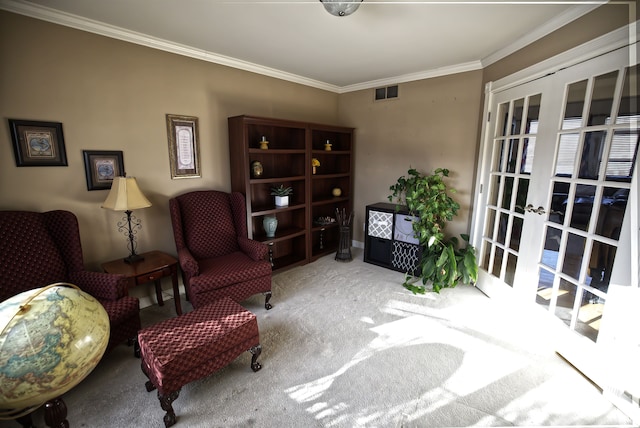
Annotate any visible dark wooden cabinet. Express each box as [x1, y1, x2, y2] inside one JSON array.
[[228, 115, 353, 272], [364, 203, 422, 275]]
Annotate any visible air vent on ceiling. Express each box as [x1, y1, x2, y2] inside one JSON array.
[[374, 85, 398, 101]]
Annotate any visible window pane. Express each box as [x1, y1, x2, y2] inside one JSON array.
[[484, 208, 497, 239], [497, 102, 510, 137], [606, 129, 639, 179], [550, 181, 569, 225], [525, 94, 542, 134], [562, 233, 585, 280], [595, 187, 627, 241], [497, 212, 509, 245], [578, 131, 606, 180], [588, 71, 618, 126], [501, 177, 514, 209], [563, 79, 588, 129], [510, 216, 523, 251], [492, 247, 504, 277], [506, 138, 519, 173], [515, 178, 529, 214], [521, 137, 535, 174], [588, 240, 617, 290], [542, 226, 562, 269], [536, 267, 555, 310], [616, 64, 639, 124], [512, 98, 524, 134], [576, 289, 603, 343], [556, 133, 579, 176], [554, 278, 577, 328], [488, 175, 501, 206], [492, 139, 505, 172], [570, 185, 596, 231]]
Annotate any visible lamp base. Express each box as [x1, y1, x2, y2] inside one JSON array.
[[124, 254, 144, 264]]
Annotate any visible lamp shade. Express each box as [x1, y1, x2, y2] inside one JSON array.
[[320, 0, 362, 17], [101, 176, 152, 211]]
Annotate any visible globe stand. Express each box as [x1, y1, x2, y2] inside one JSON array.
[[9, 396, 68, 428]]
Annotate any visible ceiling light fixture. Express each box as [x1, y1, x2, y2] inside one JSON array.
[[320, 0, 363, 17]]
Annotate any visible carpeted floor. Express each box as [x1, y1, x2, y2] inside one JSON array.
[[9, 249, 634, 427]]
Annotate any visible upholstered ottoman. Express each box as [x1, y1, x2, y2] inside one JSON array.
[[138, 297, 262, 427]]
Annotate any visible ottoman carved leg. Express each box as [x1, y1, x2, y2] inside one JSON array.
[[158, 390, 180, 428], [250, 344, 262, 372]]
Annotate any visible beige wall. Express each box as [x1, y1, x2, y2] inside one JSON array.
[[0, 4, 633, 286], [0, 11, 340, 271], [340, 72, 483, 243]]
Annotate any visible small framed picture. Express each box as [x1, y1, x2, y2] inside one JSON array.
[[82, 150, 125, 191], [8, 119, 68, 167], [166, 114, 201, 179]]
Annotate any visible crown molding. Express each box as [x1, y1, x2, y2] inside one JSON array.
[[0, 0, 342, 92], [0, 0, 614, 94], [480, 2, 605, 68], [338, 61, 483, 93]]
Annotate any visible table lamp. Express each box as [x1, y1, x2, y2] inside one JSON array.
[[0, 283, 110, 427], [102, 175, 152, 263]]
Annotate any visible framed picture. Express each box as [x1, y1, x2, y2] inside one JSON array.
[[8, 119, 68, 167], [166, 114, 201, 179], [82, 150, 125, 191]]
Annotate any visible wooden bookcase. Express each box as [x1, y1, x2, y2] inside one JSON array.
[[228, 115, 354, 272]]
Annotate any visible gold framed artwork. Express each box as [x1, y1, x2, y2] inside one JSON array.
[[166, 114, 201, 179], [8, 119, 68, 167]]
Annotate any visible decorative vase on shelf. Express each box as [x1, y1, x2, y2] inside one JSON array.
[[324, 140, 332, 151], [263, 215, 278, 238], [251, 161, 263, 178], [259, 136, 269, 150]]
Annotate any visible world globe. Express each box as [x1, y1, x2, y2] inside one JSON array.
[[0, 283, 109, 414]]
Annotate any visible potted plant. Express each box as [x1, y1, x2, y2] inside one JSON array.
[[271, 185, 293, 207], [388, 167, 478, 294]]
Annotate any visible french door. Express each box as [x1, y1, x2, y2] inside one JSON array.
[[474, 44, 639, 419]]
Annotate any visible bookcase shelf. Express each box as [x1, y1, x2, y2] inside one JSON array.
[[229, 115, 354, 272]]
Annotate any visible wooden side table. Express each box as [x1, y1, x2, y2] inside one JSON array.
[[102, 250, 182, 315]]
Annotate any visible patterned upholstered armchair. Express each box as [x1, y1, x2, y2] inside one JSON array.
[[0, 210, 141, 354], [169, 190, 273, 310]]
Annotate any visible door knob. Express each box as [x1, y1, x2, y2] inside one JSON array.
[[525, 204, 546, 215]]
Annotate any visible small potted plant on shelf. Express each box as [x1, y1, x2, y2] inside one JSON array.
[[271, 185, 293, 207]]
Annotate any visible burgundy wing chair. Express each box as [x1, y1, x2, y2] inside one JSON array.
[[0, 210, 141, 354], [169, 190, 273, 310]]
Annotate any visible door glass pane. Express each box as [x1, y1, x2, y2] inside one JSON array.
[[510, 216, 523, 251], [521, 137, 535, 173], [488, 175, 501, 207], [505, 253, 517, 286], [595, 186, 627, 240], [525, 94, 541, 133], [562, 232, 585, 279], [556, 133, 580, 176], [563, 79, 588, 129], [536, 267, 555, 310], [497, 212, 509, 245], [493, 139, 506, 172], [515, 178, 529, 214], [588, 71, 618, 126], [542, 226, 561, 269], [497, 102, 510, 136], [501, 177, 514, 209], [550, 181, 569, 225], [607, 129, 639, 178], [588, 240, 617, 290], [578, 131, 607, 180], [570, 185, 596, 231], [484, 208, 497, 238], [492, 247, 504, 277], [506, 138, 519, 173], [480, 241, 491, 271], [616, 64, 638, 124], [512, 98, 524, 134], [554, 278, 577, 326], [576, 289, 604, 343]]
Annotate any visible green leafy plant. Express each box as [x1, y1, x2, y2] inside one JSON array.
[[270, 185, 293, 196], [388, 167, 478, 293]]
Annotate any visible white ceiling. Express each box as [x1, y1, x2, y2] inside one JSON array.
[[1, 0, 602, 93]]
